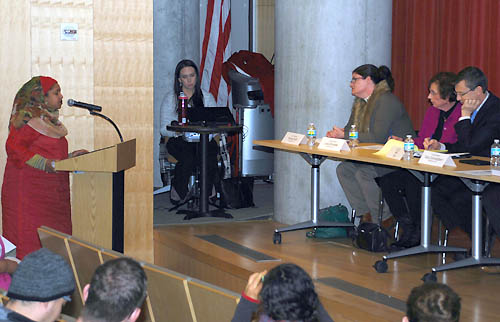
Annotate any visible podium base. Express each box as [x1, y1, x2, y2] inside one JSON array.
[[179, 209, 233, 220]]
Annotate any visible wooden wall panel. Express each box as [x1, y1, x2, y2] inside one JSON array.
[[30, 0, 94, 153], [0, 0, 31, 233], [256, 0, 275, 61], [93, 1, 154, 261]]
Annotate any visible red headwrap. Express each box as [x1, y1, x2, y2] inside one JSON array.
[[39, 76, 58, 94]]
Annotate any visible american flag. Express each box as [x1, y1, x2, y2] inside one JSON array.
[[200, 0, 231, 107]]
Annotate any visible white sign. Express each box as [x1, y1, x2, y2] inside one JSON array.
[[281, 132, 306, 146], [418, 151, 456, 167], [317, 137, 350, 152], [61, 23, 78, 41]]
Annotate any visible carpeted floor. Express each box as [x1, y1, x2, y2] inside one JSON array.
[[153, 180, 274, 226]]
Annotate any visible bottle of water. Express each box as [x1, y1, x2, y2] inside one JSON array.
[[306, 123, 316, 147], [490, 139, 500, 167], [403, 135, 414, 161], [178, 91, 188, 126], [349, 124, 359, 147]]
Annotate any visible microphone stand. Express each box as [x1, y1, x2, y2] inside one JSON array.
[[89, 111, 124, 143]]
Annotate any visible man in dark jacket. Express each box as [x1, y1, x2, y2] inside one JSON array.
[[426, 66, 500, 237]]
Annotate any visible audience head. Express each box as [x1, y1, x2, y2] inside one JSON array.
[[351, 64, 395, 98], [455, 66, 488, 103], [6, 248, 75, 322], [260, 263, 319, 322], [403, 282, 461, 322], [173, 59, 204, 108], [79, 257, 147, 322]]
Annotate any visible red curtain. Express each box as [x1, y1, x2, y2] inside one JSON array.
[[392, 0, 500, 130]]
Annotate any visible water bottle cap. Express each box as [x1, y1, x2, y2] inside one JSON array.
[[495, 139, 499, 143], [406, 134, 412, 138]]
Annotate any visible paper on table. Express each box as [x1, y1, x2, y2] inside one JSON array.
[[358, 145, 384, 150], [455, 170, 493, 176], [374, 139, 404, 156]]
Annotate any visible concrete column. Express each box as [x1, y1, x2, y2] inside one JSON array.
[[153, 0, 200, 187], [274, 0, 392, 224]]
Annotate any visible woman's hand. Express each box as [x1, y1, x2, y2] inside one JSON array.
[[423, 138, 441, 150], [45, 159, 56, 173], [244, 270, 267, 301], [70, 149, 89, 158], [326, 126, 344, 138]]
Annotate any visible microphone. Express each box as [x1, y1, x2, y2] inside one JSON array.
[[67, 99, 102, 112]]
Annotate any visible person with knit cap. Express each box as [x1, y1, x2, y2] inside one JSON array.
[[1, 76, 87, 259], [0, 248, 76, 322]]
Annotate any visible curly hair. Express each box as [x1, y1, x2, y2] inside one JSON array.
[[406, 282, 461, 322], [259, 263, 319, 322], [428, 72, 458, 102]]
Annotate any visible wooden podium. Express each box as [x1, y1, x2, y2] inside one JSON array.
[[55, 139, 136, 252]]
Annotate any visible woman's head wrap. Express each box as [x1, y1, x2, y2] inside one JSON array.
[[9, 76, 67, 138]]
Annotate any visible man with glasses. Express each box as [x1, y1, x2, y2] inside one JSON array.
[[425, 66, 500, 240]]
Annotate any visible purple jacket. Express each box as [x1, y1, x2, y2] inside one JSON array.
[[414, 102, 462, 149]]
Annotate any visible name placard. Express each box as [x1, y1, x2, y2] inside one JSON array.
[[317, 137, 350, 152], [418, 151, 456, 167], [281, 132, 306, 145]]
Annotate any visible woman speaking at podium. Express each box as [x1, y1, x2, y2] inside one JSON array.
[[159, 59, 218, 204], [1, 76, 87, 259]]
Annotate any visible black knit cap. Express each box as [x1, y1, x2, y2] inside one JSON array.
[[7, 248, 75, 302]]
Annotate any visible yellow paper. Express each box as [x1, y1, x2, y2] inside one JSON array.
[[374, 139, 404, 156]]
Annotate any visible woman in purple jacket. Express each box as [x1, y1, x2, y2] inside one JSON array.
[[379, 72, 461, 250]]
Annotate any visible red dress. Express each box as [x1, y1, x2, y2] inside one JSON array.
[[1, 125, 71, 259]]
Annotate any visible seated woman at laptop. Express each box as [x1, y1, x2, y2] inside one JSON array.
[[159, 59, 218, 203]]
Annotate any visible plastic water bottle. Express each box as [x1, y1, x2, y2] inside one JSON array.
[[349, 124, 359, 147], [404, 135, 415, 161], [306, 123, 317, 147], [178, 91, 188, 125], [490, 139, 500, 167]]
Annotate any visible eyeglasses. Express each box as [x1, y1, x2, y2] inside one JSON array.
[[454, 86, 476, 97], [350, 77, 364, 83]]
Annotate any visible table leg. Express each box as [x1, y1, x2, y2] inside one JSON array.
[[431, 179, 500, 273], [381, 171, 466, 262], [273, 154, 354, 244], [179, 132, 233, 220]]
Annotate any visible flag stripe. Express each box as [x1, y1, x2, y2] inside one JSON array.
[[201, 0, 231, 106]]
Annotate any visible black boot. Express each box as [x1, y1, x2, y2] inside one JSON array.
[[390, 216, 420, 251]]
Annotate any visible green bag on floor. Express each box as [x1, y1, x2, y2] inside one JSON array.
[[306, 204, 350, 238]]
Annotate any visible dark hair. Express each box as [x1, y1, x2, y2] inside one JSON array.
[[456, 66, 488, 93], [406, 282, 461, 322], [428, 72, 458, 102], [353, 64, 395, 92], [259, 263, 319, 322], [80, 258, 147, 322], [174, 59, 204, 109]]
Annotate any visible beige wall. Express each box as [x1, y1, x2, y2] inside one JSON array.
[[0, 0, 153, 262], [256, 0, 275, 61]]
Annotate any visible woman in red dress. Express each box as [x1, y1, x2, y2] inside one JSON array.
[[1, 76, 86, 259]]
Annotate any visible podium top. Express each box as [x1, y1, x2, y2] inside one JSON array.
[[55, 139, 136, 173]]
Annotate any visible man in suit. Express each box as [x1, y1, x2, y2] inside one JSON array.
[[425, 66, 500, 237]]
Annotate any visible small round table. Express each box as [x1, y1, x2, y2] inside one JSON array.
[[167, 124, 243, 220]]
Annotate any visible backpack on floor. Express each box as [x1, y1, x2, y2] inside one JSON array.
[[352, 222, 390, 252], [306, 204, 350, 238]]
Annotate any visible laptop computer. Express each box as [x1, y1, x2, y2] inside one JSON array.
[[187, 106, 236, 126]]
